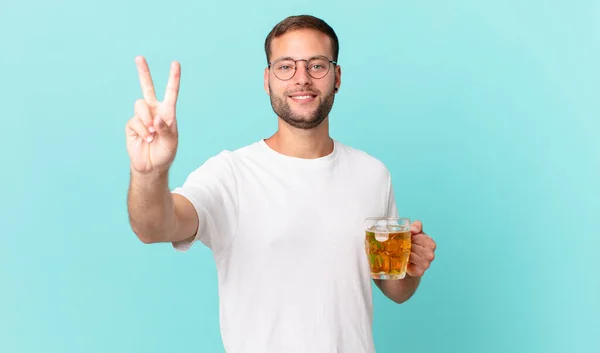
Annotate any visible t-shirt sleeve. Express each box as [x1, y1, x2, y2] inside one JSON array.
[[170, 151, 238, 254], [385, 171, 399, 218]]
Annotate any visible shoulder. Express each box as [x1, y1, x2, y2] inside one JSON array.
[[185, 140, 265, 177], [197, 140, 262, 166], [335, 140, 391, 176]]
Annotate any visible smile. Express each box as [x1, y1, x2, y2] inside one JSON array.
[[288, 92, 317, 103]]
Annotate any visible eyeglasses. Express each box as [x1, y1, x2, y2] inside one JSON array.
[[268, 55, 337, 81]]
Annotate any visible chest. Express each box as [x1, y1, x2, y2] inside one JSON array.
[[235, 167, 387, 260]]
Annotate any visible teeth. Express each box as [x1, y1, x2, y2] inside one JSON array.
[[291, 95, 312, 99]]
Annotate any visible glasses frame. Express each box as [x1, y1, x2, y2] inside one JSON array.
[[268, 55, 338, 81]]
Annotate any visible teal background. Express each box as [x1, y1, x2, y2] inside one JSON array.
[[1, 0, 598, 352]]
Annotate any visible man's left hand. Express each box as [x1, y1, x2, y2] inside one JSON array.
[[406, 220, 436, 277]]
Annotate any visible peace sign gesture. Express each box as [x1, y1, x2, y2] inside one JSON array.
[[126, 56, 181, 174]]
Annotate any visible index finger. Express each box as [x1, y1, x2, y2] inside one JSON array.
[[163, 61, 181, 107], [411, 233, 433, 248], [135, 56, 158, 104]]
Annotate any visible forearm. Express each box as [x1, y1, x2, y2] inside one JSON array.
[[375, 275, 421, 304], [127, 168, 176, 243]]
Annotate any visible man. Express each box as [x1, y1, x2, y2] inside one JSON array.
[[126, 15, 436, 353]]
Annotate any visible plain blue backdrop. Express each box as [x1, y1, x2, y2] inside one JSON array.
[[1, 1, 598, 352]]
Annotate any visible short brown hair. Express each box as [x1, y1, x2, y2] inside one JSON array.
[[264, 15, 339, 64]]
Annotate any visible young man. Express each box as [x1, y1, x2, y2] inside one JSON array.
[[126, 15, 436, 353]]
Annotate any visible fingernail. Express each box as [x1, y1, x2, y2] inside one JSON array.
[[148, 126, 155, 133], [146, 135, 153, 143], [411, 226, 419, 233]]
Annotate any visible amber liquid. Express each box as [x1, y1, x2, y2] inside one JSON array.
[[365, 230, 411, 279]]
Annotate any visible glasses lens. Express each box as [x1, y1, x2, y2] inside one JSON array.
[[307, 57, 331, 79], [272, 59, 296, 80]]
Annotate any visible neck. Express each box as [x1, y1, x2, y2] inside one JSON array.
[[265, 117, 334, 159]]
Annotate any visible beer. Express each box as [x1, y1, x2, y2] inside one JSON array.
[[364, 217, 412, 279]]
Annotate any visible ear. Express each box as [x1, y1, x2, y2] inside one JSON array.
[[264, 67, 270, 95], [334, 65, 342, 93]]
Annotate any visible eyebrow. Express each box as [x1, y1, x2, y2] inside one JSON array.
[[271, 56, 295, 63], [272, 55, 327, 62]]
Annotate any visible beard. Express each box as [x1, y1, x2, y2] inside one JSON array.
[[269, 85, 335, 130]]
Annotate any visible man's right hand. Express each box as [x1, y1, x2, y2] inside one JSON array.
[[126, 56, 181, 174]]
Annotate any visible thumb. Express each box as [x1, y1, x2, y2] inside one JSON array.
[[410, 220, 422, 234]]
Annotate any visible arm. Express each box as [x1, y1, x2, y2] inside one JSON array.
[[127, 168, 198, 244], [373, 276, 421, 304], [126, 56, 190, 244], [374, 220, 436, 304], [377, 174, 421, 303]]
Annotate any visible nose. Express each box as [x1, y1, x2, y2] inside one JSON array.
[[292, 60, 312, 86]]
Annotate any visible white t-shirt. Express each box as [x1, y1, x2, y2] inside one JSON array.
[[171, 139, 398, 353]]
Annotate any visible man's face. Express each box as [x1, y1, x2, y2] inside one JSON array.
[[264, 29, 341, 130]]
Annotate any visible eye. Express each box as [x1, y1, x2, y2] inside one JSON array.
[[274, 60, 295, 71], [308, 58, 329, 71]]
